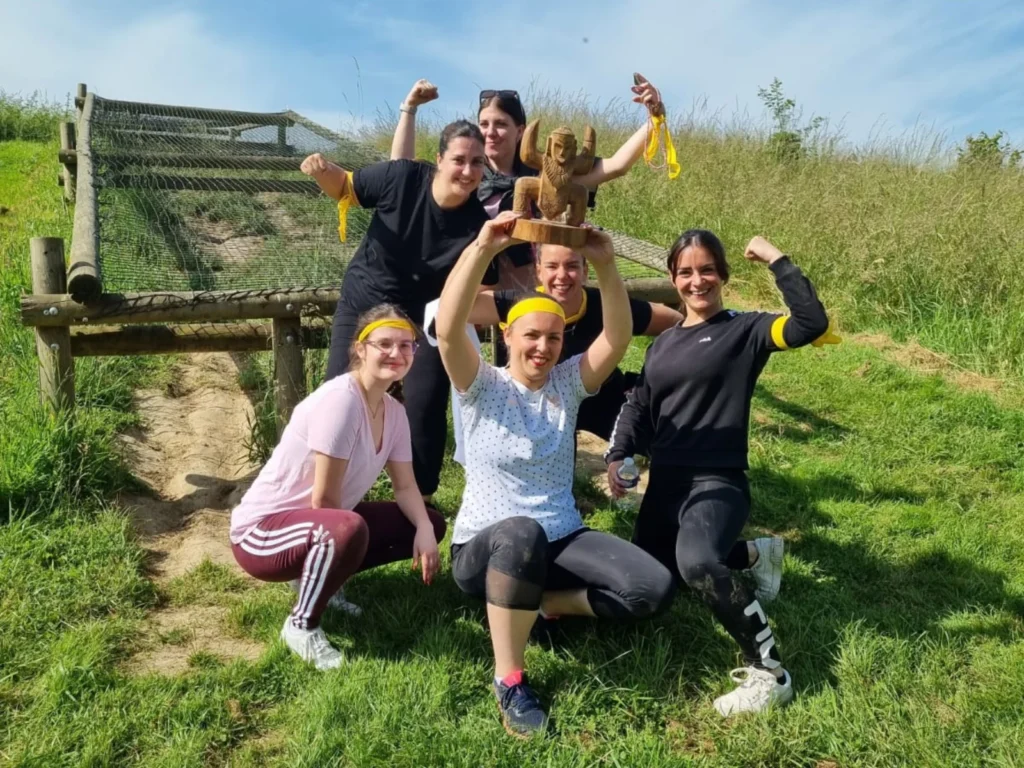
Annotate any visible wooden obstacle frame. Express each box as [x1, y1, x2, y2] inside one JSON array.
[[27, 85, 678, 433]]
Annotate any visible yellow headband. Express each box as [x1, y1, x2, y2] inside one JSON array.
[[505, 297, 566, 328], [357, 319, 415, 342]]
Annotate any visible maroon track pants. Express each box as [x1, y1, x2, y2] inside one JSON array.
[[232, 502, 446, 629]]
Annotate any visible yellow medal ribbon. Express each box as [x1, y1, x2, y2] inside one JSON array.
[[336, 171, 357, 242], [537, 285, 587, 324], [644, 113, 680, 180], [357, 318, 415, 342]]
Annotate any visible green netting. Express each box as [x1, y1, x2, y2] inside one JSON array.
[[87, 95, 662, 293]]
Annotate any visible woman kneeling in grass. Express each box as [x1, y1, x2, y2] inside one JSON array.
[[229, 305, 444, 670], [606, 230, 832, 715], [435, 212, 676, 737]]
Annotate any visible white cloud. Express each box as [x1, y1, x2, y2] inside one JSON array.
[[347, 0, 1024, 147]]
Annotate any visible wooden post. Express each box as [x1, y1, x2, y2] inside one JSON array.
[[68, 92, 103, 303], [272, 318, 304, 434], [75, 83, 86, 121], [58, 122, 76, 202], [31, 238, 75, 412]]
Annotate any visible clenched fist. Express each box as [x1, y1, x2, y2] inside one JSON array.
[[743, 236, 785, 265]]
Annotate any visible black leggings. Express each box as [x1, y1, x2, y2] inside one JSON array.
[[326, 299, 450, 495], [634, 467, 782, 671], [450, 517, 676, 619]]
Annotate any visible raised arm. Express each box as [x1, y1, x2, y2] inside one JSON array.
[[300, 153, 352, 201], [578, 228, 632, 393], [390, 79, 438, 161], [745, 237, 830, 348], [436, 212, 522, 391], [574, 75, 663, 188]]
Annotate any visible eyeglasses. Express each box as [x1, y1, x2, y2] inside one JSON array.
[[479, 89, 520, 105], [363, 339, 418, 356]]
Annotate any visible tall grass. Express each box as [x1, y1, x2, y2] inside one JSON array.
[[0, 90, 71, 142], [376, 88, 1024, 377]]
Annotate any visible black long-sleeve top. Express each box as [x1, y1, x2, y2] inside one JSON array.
[[605, 257, 829, 470]]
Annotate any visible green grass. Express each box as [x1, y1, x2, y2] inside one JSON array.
[[3, 108, 1024, 766]]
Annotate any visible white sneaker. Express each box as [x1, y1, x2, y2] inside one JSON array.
[[280, 618, 344, 670], [288, 579, 363, 617], [713, 666, 794, 716], [749, 537, 784, 603]]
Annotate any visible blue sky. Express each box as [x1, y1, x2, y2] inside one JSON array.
[[2, 0, 1023, 152]]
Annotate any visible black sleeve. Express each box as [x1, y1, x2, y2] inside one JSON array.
[[628, 297, 654, 335], [755, 257, 830, 351], [503, 242, 535, 268], [352, 160, 405, 209], [492, 290, 517, 323], [482, 259, 500, 288], [604, 346, 655, 464]]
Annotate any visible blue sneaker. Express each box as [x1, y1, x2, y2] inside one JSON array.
[[494, 672, 549, 737]]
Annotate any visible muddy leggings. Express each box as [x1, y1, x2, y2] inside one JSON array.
[[450, 517, 676, 619], [633, 467, 782, 671]]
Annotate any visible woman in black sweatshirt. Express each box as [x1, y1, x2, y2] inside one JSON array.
[[604, 229, 830, 717]]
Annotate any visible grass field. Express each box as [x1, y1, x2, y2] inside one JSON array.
[[2, 96, 1024, 766]]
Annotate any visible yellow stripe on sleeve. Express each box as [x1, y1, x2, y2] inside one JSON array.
[[770, 316, 790, 350]]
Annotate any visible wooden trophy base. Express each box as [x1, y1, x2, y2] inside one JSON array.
[[512, 218, 588, 248]]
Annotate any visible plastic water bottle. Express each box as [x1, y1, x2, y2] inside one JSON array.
[[615, 457, 640, 509]]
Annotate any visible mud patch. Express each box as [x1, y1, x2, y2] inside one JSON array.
[[119, 352, 265, 674], [128, 605, 264, 677]]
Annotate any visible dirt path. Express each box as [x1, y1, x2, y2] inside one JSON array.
[[119, 352, 264, 674]]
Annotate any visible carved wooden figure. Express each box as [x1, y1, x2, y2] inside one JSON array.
[[511, 120, 596, 246]]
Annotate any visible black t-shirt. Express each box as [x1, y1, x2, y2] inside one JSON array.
[[339, 160, 495, 323], [493, 285, 652, 360], [605, 258, 830, 470]]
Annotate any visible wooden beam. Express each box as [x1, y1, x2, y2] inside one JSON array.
[[69, 322, 330, 356], [22, 288, 341, 327], [273, 318, 305, 433], [104, 130, 294, 155], [21, 279, 673, 329], [107, 173, 320, 195], [31, 238, 75, 412], [84, 97, 295, 127], [59, 149, 305, 171], [75, 83, 86, 122], [68, 93, 102, 303]]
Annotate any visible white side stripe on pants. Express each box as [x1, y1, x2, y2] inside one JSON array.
[[294, 527, 335, 628], [239, 522, 314, 556]]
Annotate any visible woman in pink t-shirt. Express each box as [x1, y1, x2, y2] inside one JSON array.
[[230, 304, 444, 670]]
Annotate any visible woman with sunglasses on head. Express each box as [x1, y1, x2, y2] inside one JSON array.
[[434, 212, 676, 737], [391, 76, 665, 292], [230, 305, 445, 670], [301, 119, 495, 502], [604, 230, 831, 716]]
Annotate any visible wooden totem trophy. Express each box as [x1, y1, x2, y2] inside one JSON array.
[[511, 120, 597, 248]]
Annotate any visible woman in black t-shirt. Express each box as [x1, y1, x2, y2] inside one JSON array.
[[390, 76, 666, 292], [605, 229, 834, 718], [301, 120, 492, 500]]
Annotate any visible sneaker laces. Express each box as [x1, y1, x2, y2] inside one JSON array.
[[500, 681, 542, 714], [728, 667, 778, 703], [307, 628, 338, 658]]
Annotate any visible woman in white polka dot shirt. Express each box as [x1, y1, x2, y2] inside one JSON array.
[[434, 211, 676, 737]]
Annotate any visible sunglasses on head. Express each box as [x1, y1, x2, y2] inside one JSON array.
[[479, 89, 520, 104]]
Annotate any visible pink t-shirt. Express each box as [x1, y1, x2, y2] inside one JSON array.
[[229, 373, 412, 543]]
